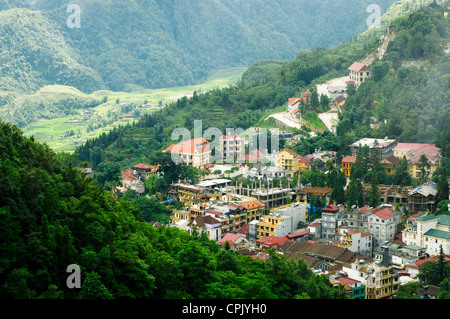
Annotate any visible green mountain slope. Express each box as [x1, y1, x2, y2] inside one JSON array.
[[0, 8, 104, 93], [0, 0, 398, 93], [0, 119, 350, 300]]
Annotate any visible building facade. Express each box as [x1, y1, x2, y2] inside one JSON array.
[[348, 62, 371, 87]]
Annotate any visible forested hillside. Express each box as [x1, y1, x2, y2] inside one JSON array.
[[0, 0, 397, 93], [0, 120, 349, 299], [75, 4, 450, 191]]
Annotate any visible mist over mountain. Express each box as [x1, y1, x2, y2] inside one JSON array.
[[0, 0, 397, 93]]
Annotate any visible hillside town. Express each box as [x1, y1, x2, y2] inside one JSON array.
[[108, 58, 450, 299]]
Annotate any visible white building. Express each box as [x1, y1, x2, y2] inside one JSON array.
[[368, 207, 401, 249], [348, 62, 371, 87], [339, 229, 373, 258], [321, 204, 345, 240], [219, 134, 243, 163], [402, 214, 450, 256], [187, 215, 222, 241]]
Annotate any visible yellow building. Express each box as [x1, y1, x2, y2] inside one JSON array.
[[171, 210, 190, 224], [365, 264, 400, 299], [379, 155, 400, 175], [257, 215, 283, 239], [240, 200, 265, 223], [341, 157, 356, 177], [275, 148, 310, 178], [393, 143, 442, 179]]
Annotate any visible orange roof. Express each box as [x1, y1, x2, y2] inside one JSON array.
[[122, 168, 138, 181], [240, 200, 265, 209], [301, 90, 312, 98], [163, 138, 209, 154], [289, 98, 302, 106]]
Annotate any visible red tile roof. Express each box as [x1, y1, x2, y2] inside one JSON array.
[[237, 224, 249, 234], [296, 155, 310, 164], [322, 204, 339, 213], [342, 156, 356, 163], [257, 235, 292, 249], [280, 148, 300, 158], [218, 233, 242, 247], [289, 98, 302, 106], [134, 163, 152, 169], [336, 277, 360, 285], [287, 231, 310, 239], [374, 208, 394, 220]]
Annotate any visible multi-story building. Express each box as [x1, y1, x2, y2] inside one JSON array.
[[133, 163, 161, 180], [367, 207, 402, 249], [240, 200, 265, 223], [338, 229, 373, 258], [118, 168, 145, 195], [256, 203, 307, 239], [346, 206, 371, 232], [365, 263, 400, 299], [163, 137, 211, 168], [341, 156, 356, 177], [219, 134, 243, 164], [321, 204, 345, 241], [348, 62, 371, 87], [402, 214, 450, 256], [329, 276, 365, 299], [297, 187, 333, 206], [407, 182, 439, 213], [275, 148, 310, 178], [349, 137, 397, 159], [187, 215, 221, 241], [393, 143, 442, 179]]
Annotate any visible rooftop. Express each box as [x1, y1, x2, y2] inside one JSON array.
[[350, 137, 397, 149], [348, 62, 370, 73]]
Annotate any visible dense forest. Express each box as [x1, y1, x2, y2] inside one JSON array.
[[0, 0, 399, 93], [0, 120, 349, 299], [75, 5, 450, 193]]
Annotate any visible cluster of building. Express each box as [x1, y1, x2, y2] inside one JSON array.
[[109, 60, 450, 299], [163, 166, 449, 299]]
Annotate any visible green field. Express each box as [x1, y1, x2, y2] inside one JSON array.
[[22, 67, 247, 152]]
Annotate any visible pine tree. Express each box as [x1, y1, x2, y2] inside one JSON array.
[[436, 172, 449, 203], [367, 174, 380, 208]]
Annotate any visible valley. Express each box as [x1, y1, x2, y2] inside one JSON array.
[[20, 67, 247, 152]]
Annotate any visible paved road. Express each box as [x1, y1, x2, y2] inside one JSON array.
[[266, 112, 302, 129]]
